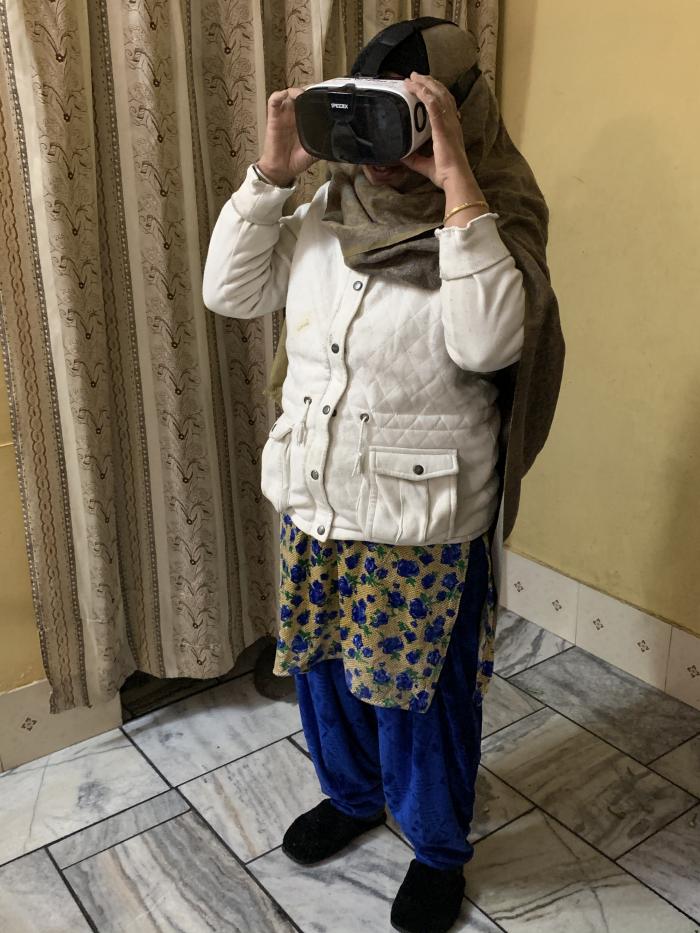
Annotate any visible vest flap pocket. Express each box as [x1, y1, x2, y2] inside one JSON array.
[[371, 446, 459, 481], [269, 414, 294, 440]]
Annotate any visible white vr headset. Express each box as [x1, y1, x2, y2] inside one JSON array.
[[294, 66, 480, 165]]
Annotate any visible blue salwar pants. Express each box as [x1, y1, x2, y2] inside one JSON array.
[[293, 533, 488, 870]]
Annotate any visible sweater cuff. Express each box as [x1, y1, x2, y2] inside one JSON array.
[[230, 163, 298, 225], [435, 213, 511, 278]]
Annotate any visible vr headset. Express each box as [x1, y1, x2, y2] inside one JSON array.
[[294, 65, 480, 165], [295, 76, 431, 165]]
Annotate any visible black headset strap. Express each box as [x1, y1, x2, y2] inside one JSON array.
[[354, 16, 452, 77], [355, 18, 482, 106], [448, 63, 482, 107]]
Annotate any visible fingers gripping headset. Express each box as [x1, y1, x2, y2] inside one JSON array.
[[294, 17, 481, 165]]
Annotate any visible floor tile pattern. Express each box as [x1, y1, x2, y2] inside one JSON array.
[[1, 608, 698, 932], [510, 646, 700, 762]]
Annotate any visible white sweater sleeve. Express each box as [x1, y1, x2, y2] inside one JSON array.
[[435, 214, 526, 373], [202, 163, 311, 319]]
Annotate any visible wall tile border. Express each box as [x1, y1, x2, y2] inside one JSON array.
[[3, 548, 698, 770], [0, 679, 122, 771], [501, 547, 700, 711]]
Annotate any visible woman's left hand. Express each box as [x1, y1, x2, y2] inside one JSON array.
[[401, 72, 472, 190]]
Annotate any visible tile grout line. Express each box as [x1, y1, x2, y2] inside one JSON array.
[[44, 846, 99, 933], [381, 804, 520, 933], [500, 642, 576, 681], [612, 798, 700, 862], [244, 827, 512, 933], [120, 727, 304, 931], [283, 731, 511, 930], [0, 728, 306, 872], [481, 703, 700, 833], [0, 788, 177, 872], [183, 798, 306, 933], [646, 728, 700, 766], [502, 579, 700, 713], [136, 667, 697, 928], [473, 764, 700, 927], [481, 705, 544, 743], [174, 728, 305, 790], [55, 808, 193, 871], [495, 675, 700, 773], [120, 663, 257, 722]]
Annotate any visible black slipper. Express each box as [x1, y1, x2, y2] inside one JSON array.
[[391, 858, 466, 933], [282, 798, 386, 865]]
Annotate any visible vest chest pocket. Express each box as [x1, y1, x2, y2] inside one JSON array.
[[358, 446, 460, 545], [260, 415, 294, 513]]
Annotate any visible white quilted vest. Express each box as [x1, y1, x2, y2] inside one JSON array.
[[260, 183, 501, 546]]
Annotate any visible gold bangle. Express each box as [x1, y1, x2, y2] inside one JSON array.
[[443, 200, 489, 224]]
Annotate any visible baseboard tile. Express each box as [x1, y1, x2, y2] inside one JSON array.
[[501, 546, 700, 712], [3, 553, 697, 772], [0, 679, 122, 771]]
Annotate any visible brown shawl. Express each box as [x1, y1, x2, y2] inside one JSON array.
[[264, 21, 565, 546]]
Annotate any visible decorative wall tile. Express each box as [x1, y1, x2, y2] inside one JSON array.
[[577, 584, 671, 689], [501, 548, 578, 641], [502, 546, 700, 710], [0, 679, 122, 771], [666, 626, 700, 712]]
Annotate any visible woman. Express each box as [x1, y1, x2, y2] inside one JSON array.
[[203, 17, 564, 933]]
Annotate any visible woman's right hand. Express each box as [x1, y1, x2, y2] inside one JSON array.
[[257, 87, 318, 186]]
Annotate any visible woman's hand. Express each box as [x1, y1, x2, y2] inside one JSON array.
[[257, 87, 318, 186], [400, 72, 473, 190]]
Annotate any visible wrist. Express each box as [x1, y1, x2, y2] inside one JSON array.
[[442, 166, 481, 198], [254, 160, 295, 188]]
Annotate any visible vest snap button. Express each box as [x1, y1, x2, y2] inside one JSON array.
[[311, 469, 319, 480], [317, 525, 325, 535], [413, 464, 424, 475], [331, 343, 339, 353], [353, 280, 363, 291], [322, 405, 330, 414]]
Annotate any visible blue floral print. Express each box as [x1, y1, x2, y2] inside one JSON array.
[[273, 513, 497, 712]]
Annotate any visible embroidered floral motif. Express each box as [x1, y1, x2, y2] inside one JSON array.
[[274, 514, 497, 712]]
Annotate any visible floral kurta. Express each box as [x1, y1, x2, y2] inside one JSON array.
[[274, 512, 497, 713]]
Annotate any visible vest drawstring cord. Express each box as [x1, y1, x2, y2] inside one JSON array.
[[293, 396, 312, 446], [352, 413, 369, 477]]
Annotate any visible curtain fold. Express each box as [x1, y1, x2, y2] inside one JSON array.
[[0, 0, 498, 712]]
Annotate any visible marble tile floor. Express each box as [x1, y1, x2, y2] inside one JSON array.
[[1, 610, 699, 932]]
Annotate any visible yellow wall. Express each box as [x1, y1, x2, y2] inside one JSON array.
[[499, 0, 700, 635], [2, 0, 698, 694], [0, 354, 45, 692]]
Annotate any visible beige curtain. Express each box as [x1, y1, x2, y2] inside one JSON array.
[[0, 0, 498, 713]]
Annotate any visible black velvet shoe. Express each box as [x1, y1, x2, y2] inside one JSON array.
[[391, 859, 466, 933], [282, 798, 386, 865]]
